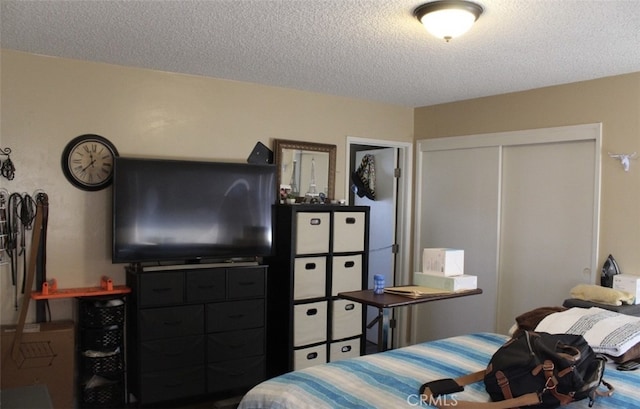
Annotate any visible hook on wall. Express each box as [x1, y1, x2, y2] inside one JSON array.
[[608, 152, 637, 172], [0, 147, 15, 181]]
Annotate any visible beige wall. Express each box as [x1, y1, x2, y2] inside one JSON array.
[[415, 72, 640, 281], [0, 49, 413, 324]]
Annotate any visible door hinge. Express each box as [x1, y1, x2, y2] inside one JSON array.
[[394, 168, 401, 178], [391, 244, 399, 254]]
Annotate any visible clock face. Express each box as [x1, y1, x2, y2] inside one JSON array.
[[62, 134, 119, 191]]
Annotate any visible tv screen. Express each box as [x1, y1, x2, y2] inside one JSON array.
[[112, 157, 276, 264]]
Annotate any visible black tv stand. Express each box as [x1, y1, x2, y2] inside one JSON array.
[[126, 263, 267, 406]]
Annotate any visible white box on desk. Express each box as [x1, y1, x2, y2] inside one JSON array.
[[414, 271, 477, 291], [613, 274, 640, 304], [422, 248, 464, 276]]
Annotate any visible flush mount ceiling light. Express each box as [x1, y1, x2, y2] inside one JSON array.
[[414, 0, 483, 42]]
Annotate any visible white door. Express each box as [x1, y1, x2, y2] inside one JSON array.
[[497, 140, 596, 333], [415, 146, 501, 341], [354, 147, 397, 348]]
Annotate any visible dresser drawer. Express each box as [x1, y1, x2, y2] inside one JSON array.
[[140, 335, 205, 372], [293, 344, 327, 371], [331, 299, 362, 340], [332, 211, 366, 253], [329, 338, 361, 362], [140, 365, 206, 404], [295, 212, 330, 254], [139, 272, 184, 307], [228, 268, 265, 299], [206, 300, 264, 332], [293, 257, 327, 300], [208, 328, 264, 362], [207, 356, 265, 393], [186, 269, 225, 302], [331, 254, 363, 296], [293, 301, 327, 346], [139, 305, 204, 341]]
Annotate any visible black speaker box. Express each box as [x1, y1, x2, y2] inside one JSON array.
[[247, 142, 274, 164]]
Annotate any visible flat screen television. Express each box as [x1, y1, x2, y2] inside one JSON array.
[[112, 157, 276, 264]]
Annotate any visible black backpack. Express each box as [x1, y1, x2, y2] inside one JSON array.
[[420, 331, 614, 409]]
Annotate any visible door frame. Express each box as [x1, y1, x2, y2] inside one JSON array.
[[345, 136, 413, 348]]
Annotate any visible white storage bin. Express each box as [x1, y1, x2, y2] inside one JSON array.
[[293, 257, 327, 300], [331, 300, 362, 340], [332, 212, 366, 253], [329, 338, 360, 362], [293, 301, 327, 346], [294, 344, 327, 370], [331, 255, 362, 296], [295, 212, 330, 255]]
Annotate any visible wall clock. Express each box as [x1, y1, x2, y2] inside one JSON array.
[[61, 134, 119, 191]]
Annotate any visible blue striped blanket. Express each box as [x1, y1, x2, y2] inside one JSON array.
[[239, 332, 640, 409]]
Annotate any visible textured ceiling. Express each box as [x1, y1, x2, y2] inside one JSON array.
[[2, 0, 640, 108]]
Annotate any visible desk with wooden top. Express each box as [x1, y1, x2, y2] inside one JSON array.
[[337, 287, 482, 353]]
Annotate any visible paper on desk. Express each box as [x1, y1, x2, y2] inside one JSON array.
[[383, 286, 453, 298]]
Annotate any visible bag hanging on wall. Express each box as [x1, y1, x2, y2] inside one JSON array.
[[420, 331, 614, 409]]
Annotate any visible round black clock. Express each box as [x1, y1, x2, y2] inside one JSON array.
[[61, 134, 119, 191]]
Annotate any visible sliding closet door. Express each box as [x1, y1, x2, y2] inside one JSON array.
[[497, 140, 597, 333], [416, 124, 600, 340], [414, 146, 500, 342]]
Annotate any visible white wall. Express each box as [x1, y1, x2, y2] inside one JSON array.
[[0, 49, 413, 324]]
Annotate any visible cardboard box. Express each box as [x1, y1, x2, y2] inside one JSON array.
[[422, 248, 464, 276], [414, 271, 477, 291], [613, 274, 640, 304], [1, 321, 75, 409]]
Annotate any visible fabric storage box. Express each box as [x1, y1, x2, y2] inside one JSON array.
[[331, 254, 363, 296], [330, 338, 361, 362], [294, 344, 327, 370], [295, 212, 330, 255], [422, 248, 464, 276], [333, 211, 366, 253], [141, 335, 205, 372], [331, 299, 362, 340], [293, 301, 327, 346], [207, 356, 265, 393], [294, 256, 327, 300]]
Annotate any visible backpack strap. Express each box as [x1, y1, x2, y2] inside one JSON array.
[[421, 370, 543, 409]]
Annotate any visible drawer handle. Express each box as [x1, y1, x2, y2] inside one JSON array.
[[229, 314, 245, 320], [305, 263, 317, 270], [197, 284, 216, 289], [306, 352, 318, 360], [306, 308, 318, 316], [341, 345, 352, 353], [227, 342, 247, 349], [310, 218, 322, 226], [345, 303, 355, 311], [238, 281, 255, 286], [163, 320, 182, 326], [344, 261, 355, 268], [152, 287, 172, 293], [345, 217, 356, 224]]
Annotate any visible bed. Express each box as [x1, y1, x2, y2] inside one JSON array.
[[239, 332, 640, 409]]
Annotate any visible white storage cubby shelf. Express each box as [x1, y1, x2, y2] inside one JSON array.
[[267, 204, 370, 377]]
